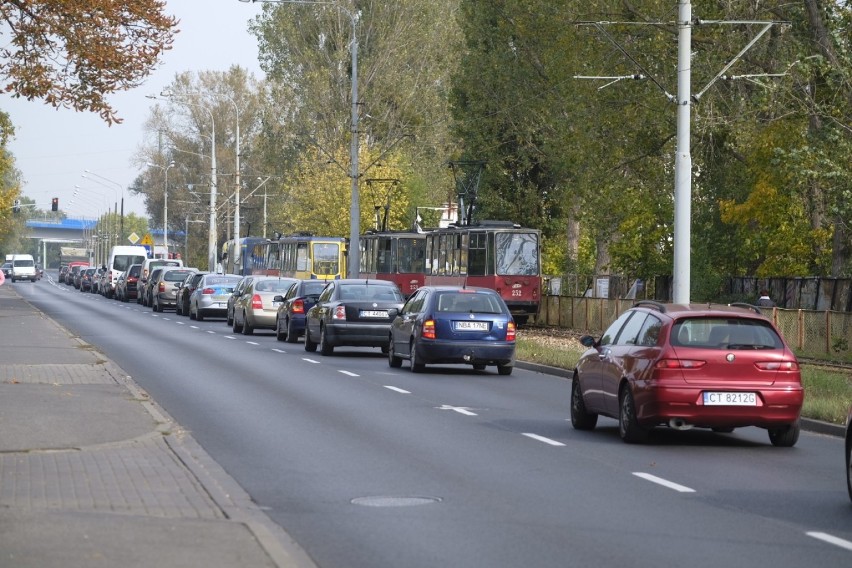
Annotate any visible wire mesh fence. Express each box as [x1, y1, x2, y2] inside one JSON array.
[[530, 296, 852, 361]]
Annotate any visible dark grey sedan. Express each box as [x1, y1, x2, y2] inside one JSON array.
[[304, 279, 405, 356]]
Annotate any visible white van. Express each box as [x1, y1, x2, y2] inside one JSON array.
[[10, 254, 37, 282], [106, 246, 149, 298]]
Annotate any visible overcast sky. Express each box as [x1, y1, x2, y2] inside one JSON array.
[[3, 0, 266, 218]]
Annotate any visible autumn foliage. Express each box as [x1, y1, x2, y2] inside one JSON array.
[[0, 0, 177, 124]]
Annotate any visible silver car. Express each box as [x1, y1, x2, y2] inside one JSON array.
[[232, 276, 299, 335], [151, 267, 198, 312], [189, 274, 242, 321]]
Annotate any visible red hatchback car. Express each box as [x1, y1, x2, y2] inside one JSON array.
[[571, 301, 804, 446]]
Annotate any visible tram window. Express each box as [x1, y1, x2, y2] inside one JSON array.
[[495, 232, 539, 276], [377, 238, 392, 273], [468, 232, 487, 276], [296, 243, 308, 271], [459, 233, 469, 276], [398, 238, 425, 273], [313, 243, 340, 276], [438, 234, 448, 275]]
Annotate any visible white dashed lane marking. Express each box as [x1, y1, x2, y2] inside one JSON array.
[[522, 433, 564, 446], [384, 386, 410, 394], [807, 532, 852, 552], [632, 472, 695, 493]]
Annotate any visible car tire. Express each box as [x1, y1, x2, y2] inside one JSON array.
[[189, 307, 196, 320], [232, 314, 243, 334], [472, 364, 486, 371], [319, 325, 333, 356], [175, 301, 182, 315], [410, 342, 425, 373], [712, 427, 735, 434], [619, 387, 648, 443], [388, 337, 402, 368], [497, 364, 513, 376], [304, 327, 317, 352], [285, 318, 299, 344], [768, 422, 800, 447], [227, 309, 233, 326], [242, 313, 254, 335], [275, 317, 286, 342], [570, 376, 598, 430], [196, 308, 204, 322]]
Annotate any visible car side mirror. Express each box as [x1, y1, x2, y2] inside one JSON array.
[[387, 308, 399, 318], [273, 295, 285, 302], [580, 335, 597, 348]]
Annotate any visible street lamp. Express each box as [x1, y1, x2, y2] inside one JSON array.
[[239, 0, 361, 277], [147, 92, 218, 271], [148, 161, 176, 256]]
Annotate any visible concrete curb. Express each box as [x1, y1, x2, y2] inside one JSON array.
[[515, 361, 847, 438]]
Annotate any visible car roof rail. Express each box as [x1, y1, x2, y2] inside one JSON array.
[[728, 302, 763, 315], [633, 300, 667, 313]]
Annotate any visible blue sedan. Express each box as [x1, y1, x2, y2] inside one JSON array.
[[388, 286, 516, 375]]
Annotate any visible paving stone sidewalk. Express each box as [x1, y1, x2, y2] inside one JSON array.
[[0, 283, 314, 568]]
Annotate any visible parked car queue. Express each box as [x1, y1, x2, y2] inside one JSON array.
[[54, 264, 852, 499], [57, 268, 823, 454]]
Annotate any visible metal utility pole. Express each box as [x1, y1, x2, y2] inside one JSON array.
[[577, 2, 784, 304]]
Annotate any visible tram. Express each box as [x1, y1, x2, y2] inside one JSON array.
[[221, 237, 272, 276], [359, 230, 427, 297], [424, 221, 541, 323], [265, 233, 347, 280]]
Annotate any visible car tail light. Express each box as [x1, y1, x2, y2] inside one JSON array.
[[755, 361, 800, 371], [655, 359, 706, 369], [333, 305, 346, 320], [158, 282, 165, 292], [202, 288, 215, 295], [292, 298, 305, 314], [251, 294, 263, 309], [422, 319, 436, 340], [506, 321, 516, 341]]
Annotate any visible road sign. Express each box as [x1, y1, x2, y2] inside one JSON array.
[[140, 233, 154, 246], [128, 232, 140, 244]]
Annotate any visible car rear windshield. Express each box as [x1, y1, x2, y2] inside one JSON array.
[[165, 271, 194, 282], [437, 292, 504, 314], [302, 282, 327, 295], [255, 279, 296, 293], [671, 318, 783, 350], [339, 284, 403, 302]]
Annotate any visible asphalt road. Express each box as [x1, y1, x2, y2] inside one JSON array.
[[17, 275, 852, 568]]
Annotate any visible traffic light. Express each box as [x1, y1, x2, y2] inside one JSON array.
[[51, 197, 58, 212], [12, 199, 20, 213]]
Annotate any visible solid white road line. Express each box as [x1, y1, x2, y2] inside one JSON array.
[[522, 433, 565, 446], [384, 386, 410, 394], [806, 531, 852, 552], [339, 370, 359, 377], [632, 472, 696, 493]]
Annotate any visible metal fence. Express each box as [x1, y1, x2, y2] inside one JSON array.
[[530, 295, 852, 360]]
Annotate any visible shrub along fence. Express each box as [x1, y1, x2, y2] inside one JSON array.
[[530, 296, 852, 361]]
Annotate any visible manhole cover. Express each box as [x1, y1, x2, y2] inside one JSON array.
[[351, 496, 442, 507]]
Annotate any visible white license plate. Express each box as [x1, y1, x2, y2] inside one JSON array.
[[455, 321, 489, 331], [360, 310, 387, 318], [703, 392, 757, 406]]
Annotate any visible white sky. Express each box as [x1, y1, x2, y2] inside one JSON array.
[[3, 0, 265, 218]]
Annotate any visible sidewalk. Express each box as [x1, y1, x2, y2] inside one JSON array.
[[0, 283, 314, 568]]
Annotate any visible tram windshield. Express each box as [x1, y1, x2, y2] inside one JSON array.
[[495, 232, 539, 276], [312, 243, 341, 276]]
